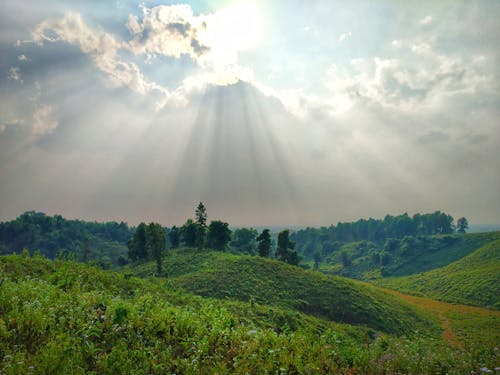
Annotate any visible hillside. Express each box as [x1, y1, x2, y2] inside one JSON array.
[[1, 253, 499, 373], [0, 211, 132, 266], [374, 239, 500, 309], [132, 249, 438, 336], [314, 231, 500, 280]]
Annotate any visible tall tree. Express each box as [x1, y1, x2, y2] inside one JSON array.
[[256, 229, 271, 257], [276, 230, 294, 261], [146, 223, 166, 275], [206, 220, 232, 251], [276, 230, 300, 265], [195, 202, 207, 250], [127, 223, 147, 261], [230, 228, 258, 254], [456, 217, 469, 233], [169, 225, 180, 248], [180, 219, 198, 247]]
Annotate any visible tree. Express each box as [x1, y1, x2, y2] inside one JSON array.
[[146, 223, 166, 275], [276, 230, 294, 261], [256, 229, 271, 257], [456, 217, 469, 233], [230, 228, 258, 254], [313, 251, 322, 270], [127, 223, 147, 261], [82, 236, 90, 263], [276, 230, 300, 265], [340, 250, 351, 267], [169, 226, 180, 248], [195, 202, 207, 249], [180, 219, 198, 247], [206, 220, 232, 251]]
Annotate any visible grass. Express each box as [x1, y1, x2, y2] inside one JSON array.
[[375, 239, 500, 309], [134, 248, 441, 336], [1, 253, 499, 373]]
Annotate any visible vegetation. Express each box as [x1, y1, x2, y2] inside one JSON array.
[[375, 239, 500, 309], [311, 231, 500, 280], [1, 253, 498, 374], [0, 211, 132, 266], [133, 249, 438, 336]]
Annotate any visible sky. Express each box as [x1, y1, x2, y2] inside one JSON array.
[[0, 0, 499, 227]]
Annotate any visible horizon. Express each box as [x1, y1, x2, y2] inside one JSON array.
[[1, 1, 499, 226]]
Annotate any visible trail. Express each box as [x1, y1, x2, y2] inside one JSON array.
[[380, 288, 500, 349]]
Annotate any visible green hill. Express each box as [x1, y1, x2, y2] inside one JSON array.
[[132, 249, 438, 336], [315, 231, 500, 280], [1, 253, 498, 373], [374, 239, 500, 309]]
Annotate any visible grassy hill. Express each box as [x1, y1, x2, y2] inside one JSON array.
[[133, 249, 440, 336], [1, 253, 499, 373], [315, 231, 500, 280], [374, 239, 500, 309]]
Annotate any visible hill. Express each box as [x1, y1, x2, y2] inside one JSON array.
[[0, 211, 132, 266], [132, 249, 438, 336], [313, 231, 500, 280], [1, 253, 499, 373], [374, 239, 500, 309]]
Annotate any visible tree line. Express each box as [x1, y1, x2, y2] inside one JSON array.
[[291, 211, 468, 259], [128, 203, 301, 274]]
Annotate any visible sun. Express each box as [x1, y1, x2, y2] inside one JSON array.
[[200, 1, 263, 55], [219, 2, 263, 51]]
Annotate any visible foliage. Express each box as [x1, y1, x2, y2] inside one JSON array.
[[0, 254, 498, 374], [457, 217, 469, 233], [127, 222, 147, 262], [230, 228, 258, 254], [206, 220, 232, 251], [0, 211, 132, 265], [133, 249, 438, 336], [180, 219, 198, 247], [168, 225, 180, 248], [146, 223, 167, 274], [256, 229, 271, 257], [375, 239, 500, 309], [292, 211, 457, 260]]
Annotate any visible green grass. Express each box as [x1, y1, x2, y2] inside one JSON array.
[[375, 239, 500, 309], [317, 232, 500, 281], [1, 253, 499, 373], [133, 248, 440, 336]]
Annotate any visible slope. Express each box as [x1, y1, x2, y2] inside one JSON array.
[[375, 239, 500, 309], [1, 253, 498, 373], [133, 249, 438, 336]]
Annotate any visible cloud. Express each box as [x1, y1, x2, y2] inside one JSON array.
[[419, 15, 433, 25], [338, 31, 352, 43], [33, 105, 58, 136], [32, 12, 177, 109], [8, 66, 22, 81], [126, 5, 210, 60]]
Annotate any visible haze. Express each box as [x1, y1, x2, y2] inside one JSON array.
[[0, 0, 499, 226]]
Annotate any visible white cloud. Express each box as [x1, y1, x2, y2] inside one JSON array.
[[126, 5, 209, 60], [338, 31, 352, 43], [33, 105, 58, 136], [419, 15, 433, 25], [32, 12, 176, 110], [8, 66, 22, 81]]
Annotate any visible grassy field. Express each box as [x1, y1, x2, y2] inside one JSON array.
[[132, 248, 438, 336], [1, 253, 499, 373], [375, 239, 500, 309]]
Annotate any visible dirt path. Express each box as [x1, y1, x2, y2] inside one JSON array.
[[380, 288, 500, 348]]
